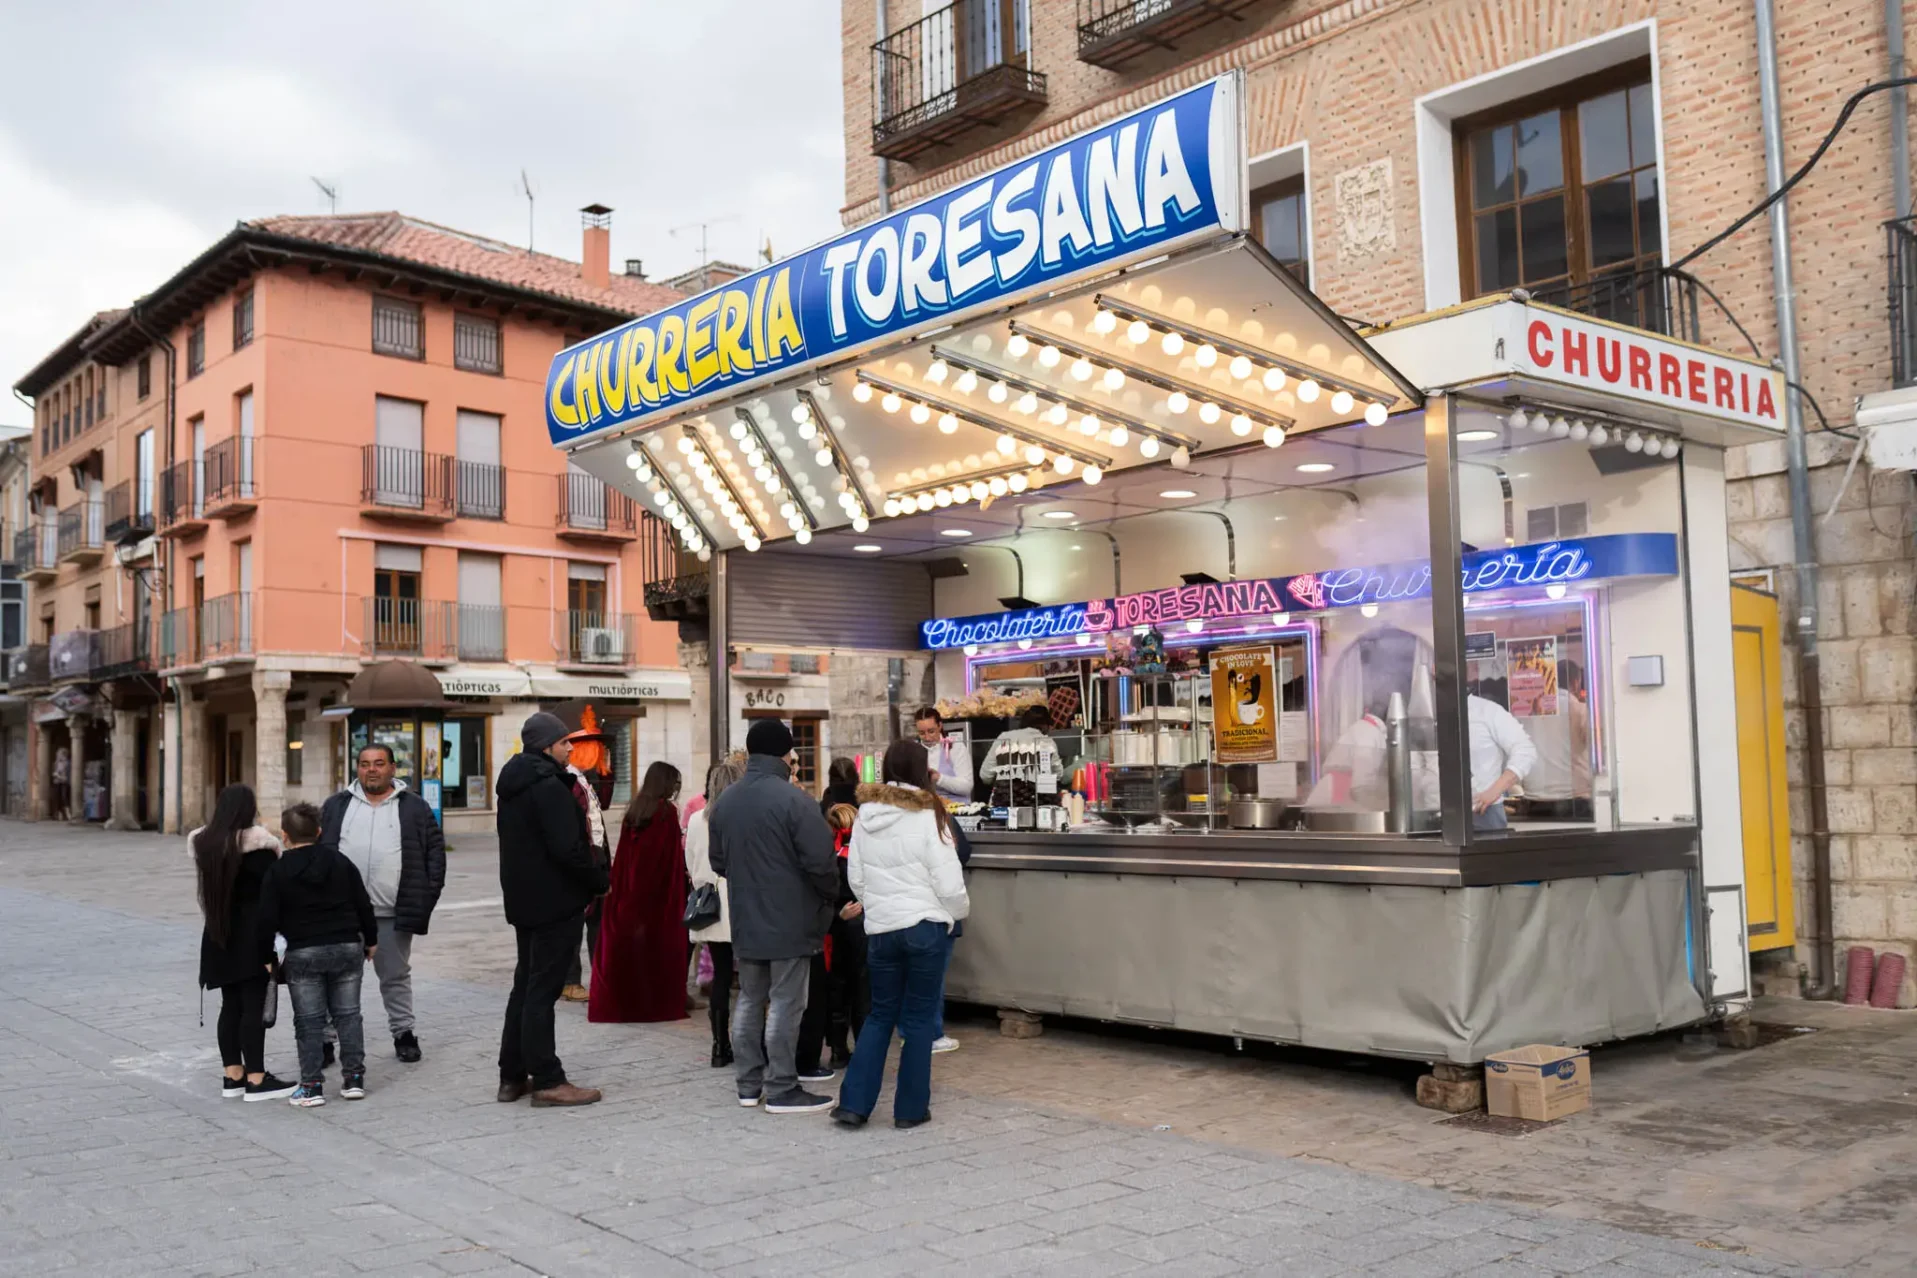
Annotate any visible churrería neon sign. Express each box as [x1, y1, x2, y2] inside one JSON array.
[[919, 533, 1677, 650]]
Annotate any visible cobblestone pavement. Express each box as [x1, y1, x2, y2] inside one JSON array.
[[0, 823, 1844, 1276]]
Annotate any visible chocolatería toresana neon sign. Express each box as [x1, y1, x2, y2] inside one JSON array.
[[919, 533, 1676, 650]]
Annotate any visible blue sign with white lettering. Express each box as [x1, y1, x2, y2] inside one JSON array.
[[545, 78, 1238, 443], [920, 533, 1679, 650]]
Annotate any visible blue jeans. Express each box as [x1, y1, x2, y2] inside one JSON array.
[[285, 942, 365, 1085], [837, 919, 950, 1123]]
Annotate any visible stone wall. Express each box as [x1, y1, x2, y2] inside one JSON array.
[[825, 651, 935, 764]]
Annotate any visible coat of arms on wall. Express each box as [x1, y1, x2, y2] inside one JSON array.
[[1335, 158, 1396, 264]]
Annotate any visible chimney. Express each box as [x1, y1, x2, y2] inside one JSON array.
[[625, 258, 646, 280], [580, 204, 612, 290]]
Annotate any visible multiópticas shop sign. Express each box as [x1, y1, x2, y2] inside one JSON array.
[[919, 532, 1677, 650], [544, 77, 1240, 444]]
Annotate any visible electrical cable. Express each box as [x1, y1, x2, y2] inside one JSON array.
[[1672, 76, 1917, 270], [1789, 380, 1856, 441]]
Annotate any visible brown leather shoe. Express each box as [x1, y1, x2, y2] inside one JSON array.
[[496, 1077, 530, 1103], [560, 984, 589, 1003], [530, 1081, 602, 1108]]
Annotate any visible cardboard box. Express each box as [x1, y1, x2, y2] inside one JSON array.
[[1484, 1045, 1590, 1121]]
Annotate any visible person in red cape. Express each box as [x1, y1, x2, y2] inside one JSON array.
[[588, 762, 688, 1024]]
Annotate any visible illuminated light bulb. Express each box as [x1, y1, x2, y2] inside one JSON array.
[[946, 486, 967, 505], [652, 490, 669, 506], [1194, 344, 1218, 369], [1006, 333, 1031, 358], [852, 382, 873, 403], [988, 380, 1009, 404], [1166, 390, 1189, 414], [989, 476, 1009, 497], [997, 434, 1017, 456], [791, 403, 811, 424], [1263, 425, 1286, 448], [815, 448, 833, 467], [1170, 445, 1191, 469], [670, 512, 688, 530], [970, 481, 989, 500], [1229, 354, 1254, 380], [697, 547, 712, 563], [1263, 367, 1287, 392], [1270, 612, 1290, 626], [1530, 410, 1552, 434], [852, 515, 869, 532], [882, 498, 900, 517], [1015, 392, 1038, 415], [1082, 464, 1103, 485], [926, 360, 948, 384], [916, 492, 936, 511], [955, 369, 978, 394], [786, 514, 805, 531], [1038, 345, 1061, 369], [1551, 415, 1572, 439], [881, 393, 902, 414], [1230, 413, 1253, 437], [1091, 309, 1117, 334], [937, 413, 958, 434], [1018, 638, 1034, 650], [1361, 603, 1380, 619], [728, 421, 748, 440], [1126, 319, 1151, 344], [1588, 424, 1610, 447], [625, 451, 644, 469], [1109, 424, 1129, 448], [676, 437, 695, 454], [1161, 331, 1185, 356], [1139, 437, 1161, 459], [1625, 432, 1644, 453], [1506, 407, 1527, 432], [1661, 437, 1681, 459], [1185, 619, 1204, 634], [797, 421, 818, 441], [909, 403, 930, 425], [1046, 404, 1069, 426], [1008, 473, 1029, 493], [1053, 455, 1075, 475], [1546, 583, 1567, 600], [1569, 419, 1589, 441], [963, 643, 980, 656], [1024, 444, 1046, 465], [1102, 367, 1125, 391], [1198, 402, 1221, 425], [780, 501, 796, 519], [795, 527, 812, 545], [1070, 357, 1094, 382], [743, 535, 761, 552], [753, 465, 772, 483], [1297, 379, 1321, 403], [702, 476, 721, 495], [1078, 413, 1101, 436], [1364, 402, 1389, 427]]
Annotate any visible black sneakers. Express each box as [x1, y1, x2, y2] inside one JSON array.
[[764, 1088, 835, 1114], [221, 1074, 245, 1100], [798, 1065, 837, 1084], [244, 1072, 298, 1102], [831, 1106, 868, 1128], [394, 1032, 422, 1063], [340, 1071, 366, 1100]]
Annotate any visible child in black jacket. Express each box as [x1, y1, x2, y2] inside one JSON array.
[[258, 803, 378, 1107]]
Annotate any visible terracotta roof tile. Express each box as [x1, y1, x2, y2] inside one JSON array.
[[248, 212, 684, 317]]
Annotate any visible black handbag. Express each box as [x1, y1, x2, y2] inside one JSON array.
[[260, 965, 280, 1030], [684, 883, 721, 931]]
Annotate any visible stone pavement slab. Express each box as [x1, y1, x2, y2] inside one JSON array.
[[0, 822, 1859, 1275]]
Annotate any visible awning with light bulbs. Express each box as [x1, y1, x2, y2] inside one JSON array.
[[547, 74, 1422, 560]]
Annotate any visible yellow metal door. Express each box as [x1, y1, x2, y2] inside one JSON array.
[[1731, 583, 1795, 950]]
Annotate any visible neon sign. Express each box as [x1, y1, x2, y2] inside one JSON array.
[[919, 533, 1676, 650]]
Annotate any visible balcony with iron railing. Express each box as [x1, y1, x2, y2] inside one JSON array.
[[159, 459, 206, 536], [361, 445, 455, 522], [57, 499, 105, 565], [159, 592, 254, 668], [872, 0, 1046, 161], [104, 480, 156, 545], [362, 597, 457, 661], [49, 629, 99, 682], [95, 620, 153, 680], [1075, 0, 1269, 68], [556, 472, 639, 542], [1889, 216, 1917, 388], [639, 513, 710, 623], [561, 611, 638, 668], [203, 436, 257, 518], [456, 458, 506, 521], [6, 644, 50, 691], [1524, 263, 1769, 364], [15, 526, 56, 582]]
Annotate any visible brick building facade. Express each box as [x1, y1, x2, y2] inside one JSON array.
[[840, 0, 1917, 983]]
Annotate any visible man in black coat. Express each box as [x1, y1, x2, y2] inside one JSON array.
[[494, 712, 609, 1108], [709, 719, 840, 1114], [317, 744, 445, 1063]]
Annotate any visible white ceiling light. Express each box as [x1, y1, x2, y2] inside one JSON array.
[[1457, 429, 1499, 442], [941, 528, 973, 537], [1042, 509, 1077, 520], [1159, 489, 1196, 499], [1297, 462, 1335, 473], [854, 544, 883, 553]]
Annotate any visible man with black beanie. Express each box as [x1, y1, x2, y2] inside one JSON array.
[[494, 711, 610, 1107], [708, 718, 840, 1113]]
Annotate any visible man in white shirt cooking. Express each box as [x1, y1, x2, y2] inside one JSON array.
[[1312, 692, 1535, 832], [914, 706, 974, 804]]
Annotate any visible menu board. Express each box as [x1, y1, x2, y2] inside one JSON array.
[[1210, 646, 1280, 763], [1505, 636, 1560, 718]]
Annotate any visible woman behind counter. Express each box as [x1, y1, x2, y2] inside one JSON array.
[[589, 762, 688, 1024]]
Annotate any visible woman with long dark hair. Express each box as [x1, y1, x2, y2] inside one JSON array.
[[832, 739, 968, 1131], [588, 762, 689, 1023], [193, 784, 296, 1101], [685, 756, 745, 1065]]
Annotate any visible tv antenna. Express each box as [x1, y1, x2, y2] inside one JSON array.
[[311, 177, 339, 214], [669, 217, 738, 269], [519, 170, 537, 251]]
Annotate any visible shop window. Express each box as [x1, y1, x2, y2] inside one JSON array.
[[790, 717, 821, 793], [1251, 176, 1310, 284], [372, 296, 425, 360], [1456, 62, 1659, 307], [439, 715, 489, 809]]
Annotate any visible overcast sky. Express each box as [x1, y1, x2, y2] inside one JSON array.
[[0, 0, 847, 412]]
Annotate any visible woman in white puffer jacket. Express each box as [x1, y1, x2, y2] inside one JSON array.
[[832, 739, 968, 1131]]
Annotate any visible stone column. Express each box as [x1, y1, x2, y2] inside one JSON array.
[[252, 669, 291, 825], [179, 694, 208, 832], [68, 714, 90, 824], [161, 697, 179, 833], [678, 639, 712, 784], [106, 708, 140, 831], [31, 717, 51, 821]]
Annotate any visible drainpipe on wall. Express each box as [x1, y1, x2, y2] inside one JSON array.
[[876, 0, 891, 216], [129, 307, 176, 833], [1755, 0, 1835, 998], [1891, 0, 1911, 222]]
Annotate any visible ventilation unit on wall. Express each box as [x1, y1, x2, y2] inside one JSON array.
[[578, 628, 625, 663], [1526, 502, 1589, 542]]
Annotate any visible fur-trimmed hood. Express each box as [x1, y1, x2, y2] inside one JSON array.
[[855, 781, 941, 812]]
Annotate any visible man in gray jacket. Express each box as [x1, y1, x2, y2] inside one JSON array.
[[708, 719, 839, 1114]]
